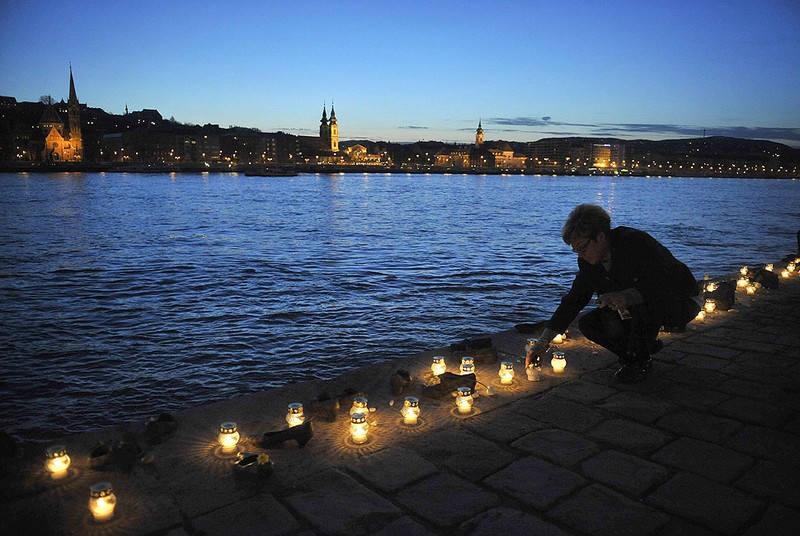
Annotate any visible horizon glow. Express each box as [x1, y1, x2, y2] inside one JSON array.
[[1, 0, 799, 146]]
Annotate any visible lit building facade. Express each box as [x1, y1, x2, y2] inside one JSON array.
[[40, 67, 83, 162]]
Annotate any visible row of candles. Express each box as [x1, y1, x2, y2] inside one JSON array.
[[44, 341, 575, 522], [698, 260, 798, 319]]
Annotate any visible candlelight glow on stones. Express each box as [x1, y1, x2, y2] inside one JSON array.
[[45, 445, 70, 479], [431, 356, 446, 375], [401, 396, 420, 425], [781, 269, 790, 278], [498, 361, 514, 385], [705, 300, 717, 313], [746, 284, 756, 295], [737, 277, 749, 289], [551, 351, 567, 373], [286, 403, 305, 427], [218, 422, 240, 453], [88, 482, 117, 522], [349, 412, 369, 444], [460, 356, 474, 374], [455, 387, 474, 414], [350, 397, 368, 416]]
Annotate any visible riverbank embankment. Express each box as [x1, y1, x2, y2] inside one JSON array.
[[2, 257, 799, 535]]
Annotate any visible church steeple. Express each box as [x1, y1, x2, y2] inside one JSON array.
[[475, 119, 484, 148], [320, 102, 330, 141], [67, 65, 83, 160], [328, 101, 338, 152]]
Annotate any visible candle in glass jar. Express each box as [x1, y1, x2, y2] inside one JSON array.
[[431, 356, 446, 375], [401, 396, 420, 425], [455, 387, 474, 414], [551, 351, 567, 373], [460, 356, 474, 374], [88, 482, 117, 522], [45, 445, 71, 479], [350, 413, 369, 444], [498, 361, 514, 385], [286, 403, 305, 427]]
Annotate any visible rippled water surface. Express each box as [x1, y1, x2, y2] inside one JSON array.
[[1, 172, 798, 442]]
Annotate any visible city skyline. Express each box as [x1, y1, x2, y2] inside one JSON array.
[[2, 1, 799, 147]]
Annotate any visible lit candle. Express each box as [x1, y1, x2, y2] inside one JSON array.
[[460, 356, 474, 374], [746, 284, 756, 295], [88, 482, 117, 522], [781, 269, 790, 278], [218, 422, 240, 453], [401, 396, 420, 425], [705, 282, 718, 293], [789, 262, 797, 273], [695, 310, 706, 321], [350, 396, 369, 416], [704, 300, 717, 313], [431, 356, 446, 375], [551, 351, 567, 373], [740, 265, 749, 276], [350, 412, 369, 444], [552, 333, 565, 345], [498, 361, 514, 385], [455, 387, 474, 414], [286, 403, 305, 427], [737, 277, 749, 289], [45, 445, 71, 479], [765, 263, 774, 272]]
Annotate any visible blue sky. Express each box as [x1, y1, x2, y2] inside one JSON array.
[[2, 0, 799, 146]]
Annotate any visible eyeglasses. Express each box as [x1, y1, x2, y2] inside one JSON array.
[[571, 237, 593, 255]]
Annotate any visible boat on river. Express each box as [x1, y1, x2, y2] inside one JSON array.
[[243, 166, 299, 177]]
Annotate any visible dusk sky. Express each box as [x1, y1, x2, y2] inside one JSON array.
[[2, 0, 799, 146]]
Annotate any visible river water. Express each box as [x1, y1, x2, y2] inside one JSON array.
[[1, 172, 798, 443]]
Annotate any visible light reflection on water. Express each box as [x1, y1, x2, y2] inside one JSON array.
[[0, 172, 797, 442]]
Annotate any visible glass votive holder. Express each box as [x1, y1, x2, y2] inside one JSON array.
[[88, 481, 117, 522], [431, 356, 446, 375], [498, 361, 514, 385], [551, 351, 567, 373], [401, 396, 420, 424], [286, 403, 305, 427]]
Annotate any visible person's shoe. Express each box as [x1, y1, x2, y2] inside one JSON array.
[[614, 356, 653, 384]]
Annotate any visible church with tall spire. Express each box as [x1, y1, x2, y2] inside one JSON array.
[[40, 66, 83, 161], [319, 102, 339, 153]]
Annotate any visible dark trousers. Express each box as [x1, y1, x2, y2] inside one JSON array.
[[578, 297, 700, 361]]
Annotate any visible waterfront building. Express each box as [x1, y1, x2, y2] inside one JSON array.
[[39, 66, 83, 162], [475, 119, 484, 148]]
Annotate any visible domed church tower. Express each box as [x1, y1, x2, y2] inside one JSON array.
[[475, 119, 484, 148]]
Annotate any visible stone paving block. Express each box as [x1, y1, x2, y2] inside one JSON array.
[[394, 472, 499, 528], [370, 516, 437, 536], [742, 504, 800, 536], [655, 518, 720, 536], [724, 361, 800, 387], [511, 394, 606, 433], [190, 494, 300, 536], [784, 417, 800, 434], [596, 392, 677, 423], [651, 437, 753, 483], [647, 472, 762, 535], [587, 418, 672, 456], [459, 507, 571, 536], [284, 469, 401, 536], [713, 396, 790, 428], [656, 409, 742, 445], [347, 447, 438, 493], [405, 428, 517, 482], [580, 450, 670, 497], [669, 341, 742, 360], [550, 380, 618, 403], [652, 382, 730, 410], [661, 365, 730, 388], [548, 484, 669, 536], [675, 354, 730, 370], [483, 455, 585, 510], [511, 428, 599, 467], [725, 424, 800, 460], [463, 408, 545, 444], [735, 459, 800, 508], [715, 377, 785, 403]]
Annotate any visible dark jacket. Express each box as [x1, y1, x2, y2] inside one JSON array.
[[547, 226, 698, 333]]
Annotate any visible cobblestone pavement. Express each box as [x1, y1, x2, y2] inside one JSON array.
[[2, 260, 799, 536]]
